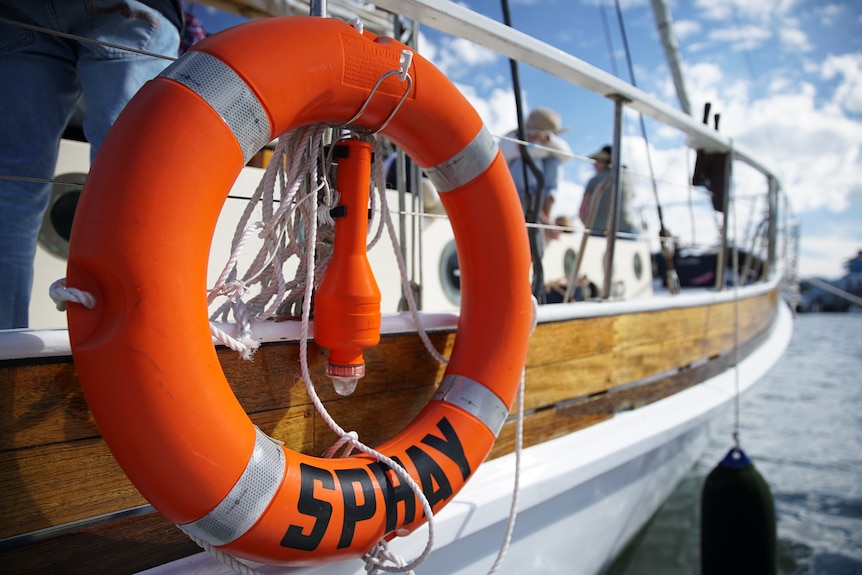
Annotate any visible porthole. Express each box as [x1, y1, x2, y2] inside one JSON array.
[[439, 240, 461, 306], [38, 173, 85, 259]]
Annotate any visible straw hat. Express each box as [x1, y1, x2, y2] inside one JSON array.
[[526, 107, 569, 134]]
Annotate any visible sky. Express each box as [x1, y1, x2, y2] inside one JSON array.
[[193, 0, 862, 280]]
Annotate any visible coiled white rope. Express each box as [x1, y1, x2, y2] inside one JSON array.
[[207, 124, 337, 359]]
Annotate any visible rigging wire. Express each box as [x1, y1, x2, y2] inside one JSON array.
[[598, 0, 620, 78], [731, 190, 742, 448]]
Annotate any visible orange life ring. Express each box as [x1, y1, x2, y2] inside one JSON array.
[[67, 17, 532, 565]]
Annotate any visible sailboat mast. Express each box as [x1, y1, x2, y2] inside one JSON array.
[[649, 0, 691, 115]]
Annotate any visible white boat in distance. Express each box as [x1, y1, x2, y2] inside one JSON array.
[[2, 1, 797, 574]]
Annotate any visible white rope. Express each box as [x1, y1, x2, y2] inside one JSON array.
[[179, 526, 264, 575], [486, 296, 536, 574], [364, 540, 415, 575], [207, 125, 336, 358], [370, 138, 448, 365], [203, 125, 440, 573], [204, 122, 494, 369], [48, 278, 96, 311], [288, 135, 436, 574], [323, 430, 359, 458]]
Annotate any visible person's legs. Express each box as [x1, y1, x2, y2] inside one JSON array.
[[0, 2, 81, 328], [76, 0, 179, 159], [0, 1, 177, 328]]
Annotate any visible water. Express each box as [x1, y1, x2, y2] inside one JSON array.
[[608, 312, 862, 574]]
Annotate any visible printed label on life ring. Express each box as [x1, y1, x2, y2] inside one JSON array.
[[281, 416, 470, 551]]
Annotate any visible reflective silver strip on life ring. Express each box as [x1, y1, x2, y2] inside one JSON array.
[[433, 373, 509, 436], [159, 51, 271, 164], [425, 126, 498, 193], [180, 426, 286, 546]]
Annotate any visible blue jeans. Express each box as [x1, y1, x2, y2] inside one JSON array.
[[0, 1, 179, 328]]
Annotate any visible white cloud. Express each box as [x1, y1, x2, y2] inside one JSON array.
[[447, 37, 499, 68], [685, 41, 710, 54], [768, 75, 793, 95], [767, 101, 858, 211], [551, 178, 585, 223], [816, 3, 843, 26], [708, 25, 772, 51], [684, 61, 750, 111], [678, 41, 862, 220], [672, 20, 701, 40], [778, 27, 812, 52], [821, 53, 862, 114], [693, 0, 809, 55], [701, 83, 862, 215], [455, 83, 518, 137], [420, 32, 499, 79], [694, 0, 798, 23]]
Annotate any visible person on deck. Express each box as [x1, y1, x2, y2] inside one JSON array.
[[0, 0, 182, 328], [578, 145, 640, 237], [499, 107, 573, 254]]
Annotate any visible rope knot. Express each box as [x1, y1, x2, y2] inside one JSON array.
[[213, 279, 248, 303], [323, 430, 359, 458], [363, 540, 414, 575], [254, 219, 280, 241], [48, 278, 96, 311], [317, 203, 336, 226]]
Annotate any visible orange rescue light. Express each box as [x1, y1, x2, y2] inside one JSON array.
[[314, 139, 381, 395]]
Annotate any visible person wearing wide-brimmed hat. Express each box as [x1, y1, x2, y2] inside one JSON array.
[[578, 144, 639, 236], [500, 107, 573, 249]]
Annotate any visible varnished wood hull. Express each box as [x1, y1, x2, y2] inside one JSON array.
[[0, 283, 788, 574]]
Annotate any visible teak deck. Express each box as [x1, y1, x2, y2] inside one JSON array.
[[0, 288, 778, 574]]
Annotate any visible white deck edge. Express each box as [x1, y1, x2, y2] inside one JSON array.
[[0, 280, 777, 361]]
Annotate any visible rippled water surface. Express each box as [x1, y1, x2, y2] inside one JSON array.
[[608, 312, 862, 575]]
